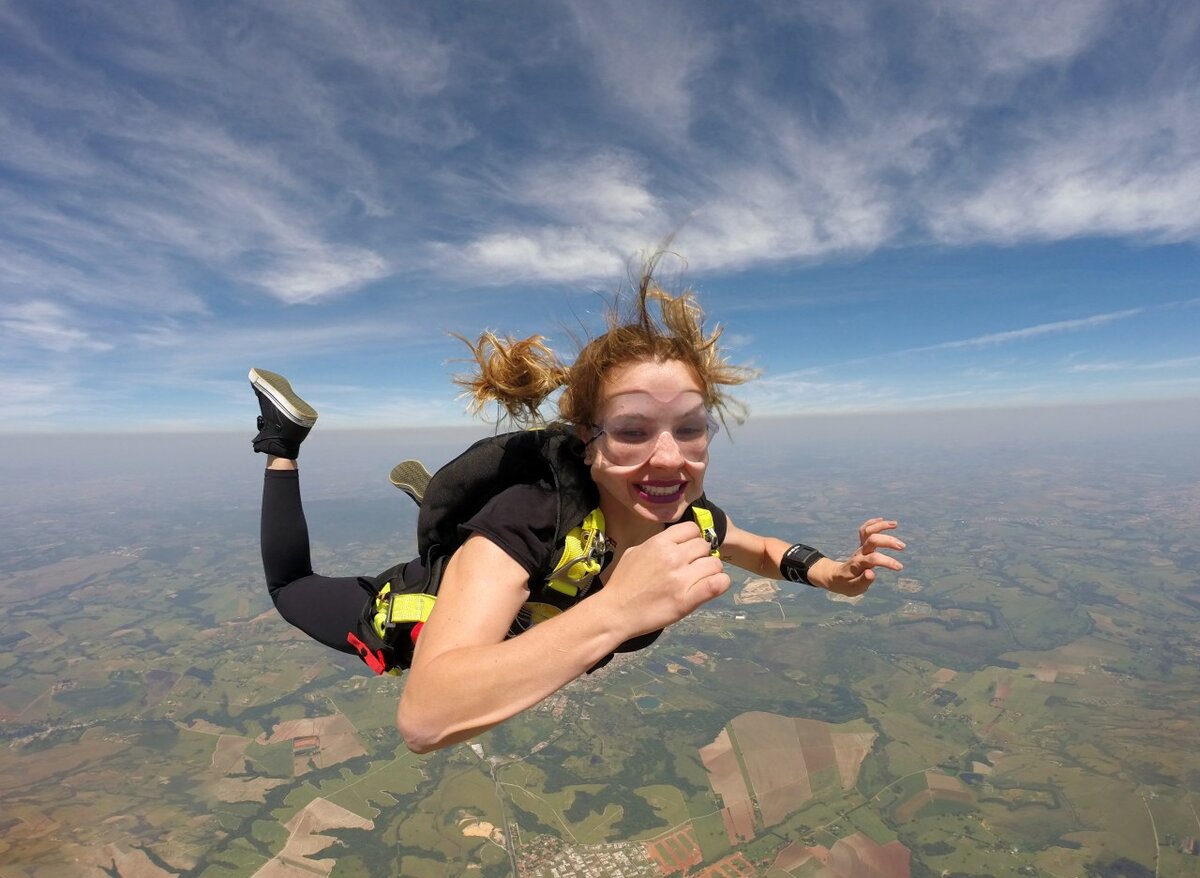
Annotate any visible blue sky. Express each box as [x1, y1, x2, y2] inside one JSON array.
[[1, 0, 1197, 432]]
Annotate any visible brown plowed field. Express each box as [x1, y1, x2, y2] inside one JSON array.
[[699, 728, 755, 842], [705, 712, 876, 828], [827, 832, 910, 878]]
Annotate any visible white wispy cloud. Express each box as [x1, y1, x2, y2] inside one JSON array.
[[511, 152, 660, 226], [567, 0, 716, 140], [0, 1, 408, 310], [7, 0, 1195, 305], [741, 373, 892, 415], [0, 300, 113, 353], [123, 315, 446, 376], [446, 0, 1198, 279], [436, 150, 666, 282], [0, 373, 81, 424], [901, 309, 1144, 354], [926, 92, 1200, 245], [444, 230, 628, 285], [1067, 354, 1200, 373], [943, 0, 1115, 72], [739, 369, 1008, 418]]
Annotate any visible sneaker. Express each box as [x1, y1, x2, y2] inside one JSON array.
[[249, 368, 318, 459], [389, 460, 432, 507]]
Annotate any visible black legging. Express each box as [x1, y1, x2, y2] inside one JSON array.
[[261, 469, 373, 655]]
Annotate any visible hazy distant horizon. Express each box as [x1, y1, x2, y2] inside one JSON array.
[[3, 394, 1195, 530], [2, 393, 1198, 438]]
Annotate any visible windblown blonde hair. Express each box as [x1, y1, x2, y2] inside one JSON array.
[[454, 258, 757, 428]]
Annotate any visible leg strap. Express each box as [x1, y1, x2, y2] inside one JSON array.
[[349, 554, 448, 675]]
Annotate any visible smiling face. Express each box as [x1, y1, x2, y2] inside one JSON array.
[[586, 358, 711, 535]]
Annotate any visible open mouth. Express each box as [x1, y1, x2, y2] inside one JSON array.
[[635, 481, 687, 504]]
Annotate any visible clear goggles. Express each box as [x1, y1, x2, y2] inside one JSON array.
[[587, 391, 719, 466]]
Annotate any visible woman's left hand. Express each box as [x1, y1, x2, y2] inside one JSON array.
[[825, 518, 905, 597]]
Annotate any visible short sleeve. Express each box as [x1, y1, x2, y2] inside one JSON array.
[[459, 483, 558, 579]]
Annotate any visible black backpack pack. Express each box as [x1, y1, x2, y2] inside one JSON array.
[[348, 426, 599, 673]]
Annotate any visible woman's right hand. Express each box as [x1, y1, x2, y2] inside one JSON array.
[[599, 522, 731, 638]]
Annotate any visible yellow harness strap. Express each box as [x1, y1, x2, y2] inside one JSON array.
[[692, 506, 721, 557], [359, 581, 440, 676], [547, 508, 607, 597], [370, 581, 438, 640], [546, 505, 720, 598]]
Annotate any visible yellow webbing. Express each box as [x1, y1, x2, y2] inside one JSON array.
[[546, 504, 720, 598], [546, 508, 607, 597], [691, 506, 721, 558], [520, 601, 564, 627], [370, 582, 438, 640], [389, 592, 437, 625]]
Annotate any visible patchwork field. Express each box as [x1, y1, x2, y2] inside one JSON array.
[[3, 425, 1200, 876], [701, 712, 876, 841]]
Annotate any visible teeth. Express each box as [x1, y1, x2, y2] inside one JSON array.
[[641, 484, 682, 496]]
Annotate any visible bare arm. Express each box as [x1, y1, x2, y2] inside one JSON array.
[[720, 516, 905, 597], [396, 535, 618, 753], [396, 524, 729, 753]]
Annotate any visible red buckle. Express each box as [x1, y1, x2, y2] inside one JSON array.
[[409, 621, 424, 643], [347, 632, 388, 675]]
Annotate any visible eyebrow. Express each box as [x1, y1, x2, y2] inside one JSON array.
[[606, 405, 707, 421]]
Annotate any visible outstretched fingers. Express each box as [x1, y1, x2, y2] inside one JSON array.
[[862, 532, 906, 554], [854, 549, 904, 573], [824, 519, 907, 597], [858, 518, 898, 544], [857, 519, 904, 559], [851, 519, 905, 577]]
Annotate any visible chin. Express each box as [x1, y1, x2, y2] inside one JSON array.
[[632, 500, 689, 524]]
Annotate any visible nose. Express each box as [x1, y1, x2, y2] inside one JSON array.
[[646, 429, 686, 467]]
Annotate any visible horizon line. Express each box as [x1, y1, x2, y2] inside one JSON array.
[[2, 394, 1197, 438]]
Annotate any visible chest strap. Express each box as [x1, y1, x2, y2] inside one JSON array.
[[692, 505, 720, 555], [546, 508, 608, 598], [546, 505, 720, 599]]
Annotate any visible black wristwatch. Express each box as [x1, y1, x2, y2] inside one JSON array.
[[780, 543, 825, 587]]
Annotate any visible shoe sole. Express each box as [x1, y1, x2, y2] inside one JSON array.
[[389, 460, 432, 506], [249, 368, 319, 427]]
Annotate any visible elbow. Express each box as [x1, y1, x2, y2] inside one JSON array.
[[396, 712, 440, 754], [396, 700, 452, 754], [401, 733, 441, 755]]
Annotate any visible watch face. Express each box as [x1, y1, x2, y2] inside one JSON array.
[[782, 544, 821, 584]]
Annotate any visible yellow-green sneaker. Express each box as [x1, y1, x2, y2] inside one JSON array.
[[389, 460, 432, 507], [249, 368, 318, 459]]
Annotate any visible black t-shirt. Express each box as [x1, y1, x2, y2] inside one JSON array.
[[459, 484, 727, 665], [459, 482, 560, 580], [459, 483, 728, 582]]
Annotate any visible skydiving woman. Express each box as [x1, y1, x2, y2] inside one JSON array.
[[251, 265, 905, 753]]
